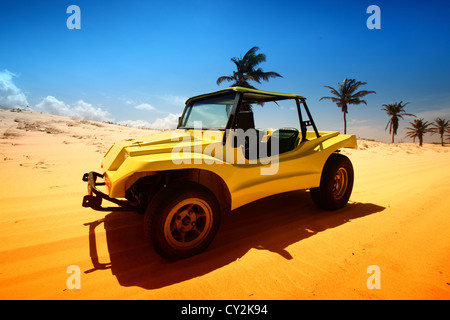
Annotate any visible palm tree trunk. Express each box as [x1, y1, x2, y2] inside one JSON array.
[[343, 112, 347, 134], [392, 132, 395, 143]]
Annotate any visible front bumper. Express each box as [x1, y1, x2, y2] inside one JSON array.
[[82, 171, 134, 210]]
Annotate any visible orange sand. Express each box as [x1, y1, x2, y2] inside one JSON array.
[[0, 109, 449, 299]]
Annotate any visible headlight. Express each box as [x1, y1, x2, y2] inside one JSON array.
[[105, 174, 111, 191]]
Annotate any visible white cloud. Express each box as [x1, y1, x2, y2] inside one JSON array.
[[116, 119, 152, 128], [149, 113, 180, 129], [72, 100, 113, 122], [35, 96, 71, 116], [117, 113, 180, 130], [35, 96, 113, 122], [0, 70, 29, 108], [415, 107, 450, 121], [1, 70, 181, 130], [135, 103, 157, 111]]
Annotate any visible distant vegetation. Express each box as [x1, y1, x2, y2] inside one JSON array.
[[405, 119, 432, 147], [320, 78, 376, 134], [430, 118, 450, 146], [381, 101, 415, 143], [217, 47, 450, 146]]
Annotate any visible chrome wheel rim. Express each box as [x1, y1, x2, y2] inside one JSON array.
[[164, 198, 213, 250], [332, 167, 348, 200]]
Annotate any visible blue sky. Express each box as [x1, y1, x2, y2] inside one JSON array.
[[1, 0, 450, 141]]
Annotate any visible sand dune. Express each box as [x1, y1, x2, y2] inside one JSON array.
[[0, 109, 449, 299]]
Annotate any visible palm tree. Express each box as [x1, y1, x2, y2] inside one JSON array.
[[430, 118, 450, 146], [216, 46, 283, 89], [381, 101, 415, 143], [320, 78, 376, 134], [405, 118, 432, 147]]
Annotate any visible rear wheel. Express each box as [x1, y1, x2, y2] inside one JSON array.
[[144, 182, 221, 260], [310, 153, 354, 211]]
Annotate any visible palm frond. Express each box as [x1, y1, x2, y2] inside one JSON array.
[[217, 46, 282, 89], [430, 118, 450, 145], [242, 46, 260, 62], [321, 86, 341, 98], [381, 101, 415, 142], [405, 118, 432, 145], [230, 57, 241, 69], [216, 75, 235, 86], [319, 79, 375, 134]]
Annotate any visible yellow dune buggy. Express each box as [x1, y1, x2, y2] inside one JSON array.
[[83, 87, 357, 260]]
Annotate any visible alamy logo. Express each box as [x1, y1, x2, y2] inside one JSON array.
[[66, 5, 81, 30], [66, 265, 81, 289], [366, 265, 381, 289], [366, 5, 381, 30]]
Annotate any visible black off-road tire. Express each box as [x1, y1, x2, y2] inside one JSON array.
[[144, 182, 221, 260], [310, 153, 354, 211]]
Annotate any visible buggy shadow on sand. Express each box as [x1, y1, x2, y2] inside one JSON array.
[[84, 190, 384, 289]]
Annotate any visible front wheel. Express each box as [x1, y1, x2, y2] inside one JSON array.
[[310, 153, 354, 211], [144, 182, 221, 260]]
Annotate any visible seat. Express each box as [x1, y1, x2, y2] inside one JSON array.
[[235, 111, 255, 131], [266, 128, 299, 156], [233, 111, 260, 159]]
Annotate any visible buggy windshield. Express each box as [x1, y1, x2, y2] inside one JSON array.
[[179, 92, 236, 130]]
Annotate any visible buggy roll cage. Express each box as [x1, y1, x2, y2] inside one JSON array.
[[179, 87, 321, 144]]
